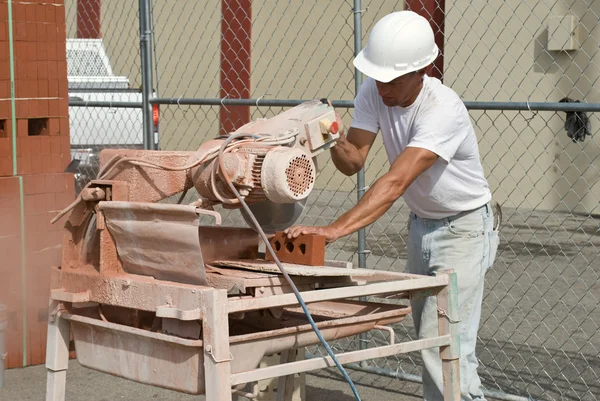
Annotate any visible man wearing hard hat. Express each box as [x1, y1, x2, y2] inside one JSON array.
[[286, 10, 499, 401]]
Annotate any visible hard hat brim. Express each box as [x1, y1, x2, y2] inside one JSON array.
[[353, 49, 401, 83], [353, 46, 439, 83]]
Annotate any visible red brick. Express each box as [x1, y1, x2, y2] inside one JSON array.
[[0, 156, 12, 176], [37, 61, 48, 79], [26, 43, 36, 61], [25, 5, 36, 22], [39, 135, 50, 154], [48, 99, 59, 116], [38, 79, 49, 97], [23, 174, 45, 194], [14, 64, 24, 80], [47, 117, 59, 136], [0, 22, 6, 41], [26, 63, 37, 80], [16, 101, 28, 119], [35, 42, 47, 62], [58, 98, 68, 117], [14, 22, 27, 41], [17, 118, 27, 137], [56, 41, 66, 62], [17, 155, 30, 175], [39, 100, 48, 116], [46, 42, 56, 61], [13, 3, 26, 22], [49, 135, 60, 155], [50, 154, 60, 172], [29, 136, 42, 156], [0, 5, 8, 21], [57, 24, 66, 45], [46, 23, 57, 42], [57, 79, 67, 98], [60, 135, 69, 157], [57, 60, 66, 77], [30, 153, 42, 173], [0, 99, 10, 117], [58, 117, 68, 134], [56, 7, 65, 25], [47, 60, 57, 79], [41, 154, 52, 172], [0, 58, 9, 79], [266, 232, 326, 266], [60, 135, 69, 154], [14, 80, 24, 98], [35, 4, 46, 23], [0, 137, 10, 157], [48, 79, 58, 97], [25, 22, 37, 42]]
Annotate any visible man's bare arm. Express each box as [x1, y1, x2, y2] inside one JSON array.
[[285, 147, 439, 241], [330, 127, 377, 176]]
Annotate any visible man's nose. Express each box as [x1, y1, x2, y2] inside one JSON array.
[[376, 81, 388, 95]]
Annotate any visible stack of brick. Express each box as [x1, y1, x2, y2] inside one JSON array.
[[0, 0, 73, 368]]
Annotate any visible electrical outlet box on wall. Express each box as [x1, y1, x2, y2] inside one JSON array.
[[547, 15, 580, 51]]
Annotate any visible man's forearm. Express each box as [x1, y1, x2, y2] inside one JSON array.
[[329, 174, 404, 237]]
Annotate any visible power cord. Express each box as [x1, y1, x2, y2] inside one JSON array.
[[217, 133, 362, 401]]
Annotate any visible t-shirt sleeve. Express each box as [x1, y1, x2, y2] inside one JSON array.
[[350, 79, 380, 134], [406, 103, 469, 163]]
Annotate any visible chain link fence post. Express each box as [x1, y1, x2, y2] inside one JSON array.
[[139, 0, 155, 150], [354, 0, 371, 356]]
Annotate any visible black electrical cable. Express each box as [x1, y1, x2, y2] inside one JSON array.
[[217, 134, 362, 401]]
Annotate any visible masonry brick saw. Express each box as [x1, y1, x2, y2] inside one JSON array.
[[44, 100, 460, 401]]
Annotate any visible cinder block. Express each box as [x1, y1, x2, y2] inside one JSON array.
[[266, 232, 326, 266]]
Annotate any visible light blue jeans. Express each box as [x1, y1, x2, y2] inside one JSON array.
[[407, 203, 499, 401]]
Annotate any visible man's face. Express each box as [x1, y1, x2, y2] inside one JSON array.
[[375, 71, 423, 108]]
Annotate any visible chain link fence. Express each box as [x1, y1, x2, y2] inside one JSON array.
[[64, 1, 599, 400]]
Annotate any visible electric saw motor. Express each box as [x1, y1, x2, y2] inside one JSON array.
[[186, 99, 341, 230]]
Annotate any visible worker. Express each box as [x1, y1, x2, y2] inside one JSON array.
[[285, 10, 499, 401]]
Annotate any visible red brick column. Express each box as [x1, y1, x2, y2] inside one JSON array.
[[0, 0, 73, 368], [219, 0, 251, 135], [77, 0, 101, 39], [405, 0, 445, 80]]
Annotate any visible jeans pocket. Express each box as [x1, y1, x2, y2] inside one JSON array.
[[446, 211, 485, 238], [487, 229, 500, 269]]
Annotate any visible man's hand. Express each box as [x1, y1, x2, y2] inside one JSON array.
[[283, 225, 341, 243]]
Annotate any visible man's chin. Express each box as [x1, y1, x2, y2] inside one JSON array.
[[382, 98, 397, 107]]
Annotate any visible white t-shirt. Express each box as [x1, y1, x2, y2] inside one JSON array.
[[351, 76, 491, 219]]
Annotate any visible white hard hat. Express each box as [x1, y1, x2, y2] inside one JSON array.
[[353, 11, 439, 83]]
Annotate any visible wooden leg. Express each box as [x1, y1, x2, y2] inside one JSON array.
[[276, 349, 298, 401], [438, 270, 461, 401], [45, 301, 70, 401], [202, 290, 233, 401]]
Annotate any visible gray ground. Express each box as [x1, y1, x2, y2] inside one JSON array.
[[1, 360, 426, 401]]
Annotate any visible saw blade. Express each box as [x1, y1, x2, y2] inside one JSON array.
[[241, 199, 307, 234]]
